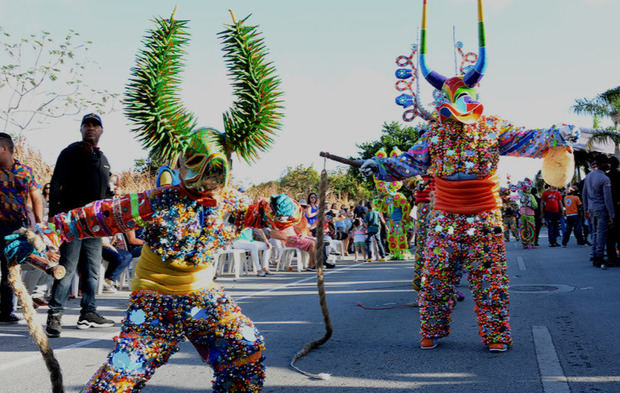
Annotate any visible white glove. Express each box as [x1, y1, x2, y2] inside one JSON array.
[[359, 159, 379, 177], [558, 125, 579, 143]]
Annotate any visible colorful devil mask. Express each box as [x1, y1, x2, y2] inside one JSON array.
[[178, 128, 230, 193], [419, 0, 487, 124], [125, 12, 283, 197]]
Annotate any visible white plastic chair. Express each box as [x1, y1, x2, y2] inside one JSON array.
[[215, 249, 249, 279], [277, 247, 309, 272]]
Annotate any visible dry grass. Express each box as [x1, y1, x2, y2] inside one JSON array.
[[14, 137, 354, 204], [14, 137, 155, 193], [116, 169, 155, 194], [14, 136, 53, 186]]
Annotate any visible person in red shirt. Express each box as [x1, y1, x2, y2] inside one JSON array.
[[541, 185, 564, 247]]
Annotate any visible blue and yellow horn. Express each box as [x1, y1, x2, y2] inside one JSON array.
[[463, 0, 487, 87], [419, 0, 447, 90]]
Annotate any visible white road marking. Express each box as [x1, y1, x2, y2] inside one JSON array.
[[532, 325, 570, 393], [235, 262, 364, 301], [0, 334, 115, 372], [0, 262, 366, 371], [517, 256, 526, 270]]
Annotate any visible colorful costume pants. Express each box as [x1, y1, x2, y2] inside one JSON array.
[[413, 203, 431, 291], [419, 209, 512, 346], [82, 287, 264, 393], [519, 214, 536, 248]]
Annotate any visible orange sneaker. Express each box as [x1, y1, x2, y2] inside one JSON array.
[[488, 343, 508, 352], [420, 338, 438, 350]]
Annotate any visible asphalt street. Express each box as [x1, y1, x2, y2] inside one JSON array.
[[1, 236, 620, 393]]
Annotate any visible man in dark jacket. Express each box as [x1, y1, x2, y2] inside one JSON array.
[[46, 113, 115, 337], [605, 156, 620, 265]]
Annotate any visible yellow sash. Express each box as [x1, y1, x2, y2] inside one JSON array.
[[131, 245, 216, 295]]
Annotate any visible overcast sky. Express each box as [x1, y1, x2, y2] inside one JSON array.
[[1, 0, 618, 186]]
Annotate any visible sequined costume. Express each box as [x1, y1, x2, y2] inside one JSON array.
[[364, 0, 576, 350], [3, 10, 284, 391], [41, 186, 265, 392], [372, 149, 413, 260], [412, 176, 434, 291], [516, 180, 538, 249]]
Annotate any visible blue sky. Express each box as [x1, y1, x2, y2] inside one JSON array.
[[1, 0, 619, 186]]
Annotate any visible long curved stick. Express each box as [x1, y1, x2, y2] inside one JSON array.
[[289, 168, 333, 380]]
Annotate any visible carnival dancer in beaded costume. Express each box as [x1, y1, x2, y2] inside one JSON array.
[[361, 0, 576, 352], [372, 148, 413, 260], [515, 179, 538, 249], [4, 10, 283, 392]]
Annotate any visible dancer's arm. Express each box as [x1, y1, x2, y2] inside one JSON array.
[[497, 118, 578, 158], [51, 189, 159, 243], [363, 136, 431, 182]]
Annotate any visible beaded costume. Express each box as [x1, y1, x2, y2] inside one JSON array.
[[411, 175, 433, 291], [372, 149, 413, 260], [364, 0, 576, 350], [4, 10, 283, 392], [515, 179, 538, 249]]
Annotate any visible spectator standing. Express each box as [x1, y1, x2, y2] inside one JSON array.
[[353, 200, 368, 220], [305, 192, 319, 235], [350, 218, 367, 261], [605, 156, 620, 265], [562, 187, 585, 247], [0, 133, 44, 322], [541, 185, 563, 247], [583, 156, 615, 269], [46, 113, 115, 337], [364, 202, 386, 261]]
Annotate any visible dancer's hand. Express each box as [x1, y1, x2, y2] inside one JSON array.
[[359, 159, 379, 177], [46, 250, 60, 263]]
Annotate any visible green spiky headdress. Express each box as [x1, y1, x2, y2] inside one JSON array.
[[125, 9, 284, 166]]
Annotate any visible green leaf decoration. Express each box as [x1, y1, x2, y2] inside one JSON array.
[[124, 11, 197, 164], [218, 13, 284, 164]]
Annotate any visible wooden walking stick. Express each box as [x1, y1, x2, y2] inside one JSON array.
[[5, 228, 66, 393], [319, 152, 363, 168], [289, 167, 333, 380], [8, 260, 65, 393]]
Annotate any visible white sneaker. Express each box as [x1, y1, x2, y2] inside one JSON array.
[[102, 279, 117, 293]]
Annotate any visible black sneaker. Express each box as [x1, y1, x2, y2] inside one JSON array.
[[46, 312, 62, 337], [77, 311, 114, 329], [0, 313, 20, 323]]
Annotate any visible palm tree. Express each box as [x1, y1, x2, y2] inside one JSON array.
[[572, 86, 620, 148]]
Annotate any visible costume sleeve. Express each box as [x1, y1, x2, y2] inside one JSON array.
[[498, 120, 577, 158], [52, 190, 157, 242], [373, 136, 430, 181]]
